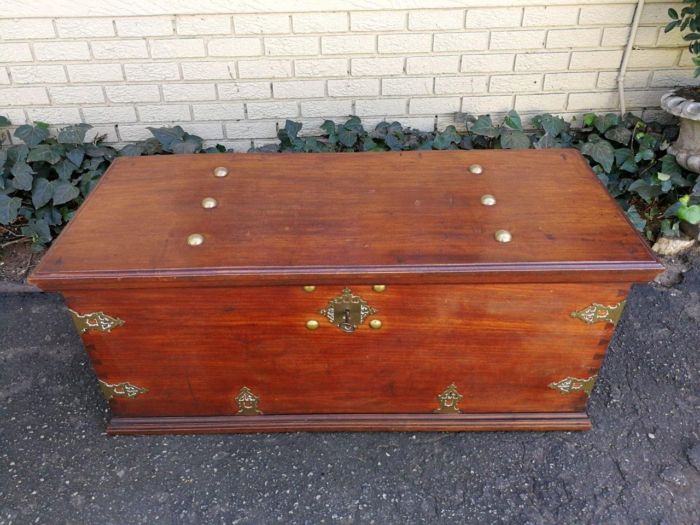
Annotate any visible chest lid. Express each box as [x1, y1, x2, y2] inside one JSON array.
[[29, 150, 661, 289]]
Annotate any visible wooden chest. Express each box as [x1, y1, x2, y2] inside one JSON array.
[[28, 150, 662, 434]]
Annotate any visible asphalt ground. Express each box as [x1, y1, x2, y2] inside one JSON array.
[[0, 258, 698, 524]]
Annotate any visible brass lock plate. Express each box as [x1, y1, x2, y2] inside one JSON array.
[[320, 288, 377, 333]]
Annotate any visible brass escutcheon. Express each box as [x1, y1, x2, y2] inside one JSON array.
[[99, 380, 148, 401], [235, 386, 262, 416], [570, 301, 626, 326], [435, 383, 463, 414], [69, 310, 124, 334], [548, 375, 597, 396], [319, 288, 377, 333]]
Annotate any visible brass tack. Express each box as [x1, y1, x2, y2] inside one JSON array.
[[187, 233, 204, 246], [303, 285, 316, 292], [494, 230, 512, 243], [213, 166, 229, 178], [469, 164, 483, 175], [480, 194, 496, 206], [369, 319, 383, 330], [306, 319, 320, 330], [372, 285, 386, 293], [201, 197, 218, 209]]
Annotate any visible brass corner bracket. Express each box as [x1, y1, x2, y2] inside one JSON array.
[[69, 309, 125, 334], [235, 386, 262, 416], [99, 380, 148, 400], [319, 288, 377, 333], [548, 375, 597, 396], [570, 301, 626, 326], [434, 383, 463, 414]]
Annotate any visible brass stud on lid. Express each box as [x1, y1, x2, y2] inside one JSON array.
[[369, 319, 383, 330], [494, 230, 512, 243], [306, 319, 320, 330], [303, 285, 316, 292], [187, 233, 204, 246], [480, 194, 496, 206], [213, 166, 229, 178], [372, 285, 386, 292], [469, 164, 483, 175], [201, 197, 218, 209]]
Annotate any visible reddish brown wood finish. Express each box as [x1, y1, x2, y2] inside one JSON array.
[[27, 151, 663, 433], [30, 150, 661, 290], [107, 413, 593, 435], [69, 283, 621, 417]]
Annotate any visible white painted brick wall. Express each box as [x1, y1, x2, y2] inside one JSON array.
[[0, 1, 693, 144]]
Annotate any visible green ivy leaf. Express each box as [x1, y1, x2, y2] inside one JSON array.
[[343, 116, 364, 133], [66, 147, 85, 166], [634, 148, 655, 162], [533, 114, 568, 137], [677, 203, 700, 224], [118, 143, 145, 157], [500, 129, 531, 149], [470, 115, 500, 138], [338, 127, 358, 148], [284, 120, 302, 141], [660, 154, 682, 176], [35, 204, 62, 226], [384, 133, 403, 151], [432, 125, 460, 149], [614, 148, 638, 173], [14, 124, 50, 147], [27, 144, 63, 164], [57, 124, 92, 144], [171, 136, 201, 154], [604, 126, 632, 145], [10, 162, 34, 190], [0, 116, 11, 127], [626, 206, 646, 232], [7, 144, 29, 164], [628, 179, 663, 203], [534, 133, 558, 149], [503, 110, 523, 131], [594, 113, 620, 134], [52, 181, 80, 206], [53, 159, 78, 180], [0, 194, 22, 224], [147, 126, 185, 149], [21, 218, 52, 245], [31, 177, 54, 209], [581, 139, 615, 172], [692, 179, 700, 196]]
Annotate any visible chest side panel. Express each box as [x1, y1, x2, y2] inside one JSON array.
[[66, 283, 629, 417]]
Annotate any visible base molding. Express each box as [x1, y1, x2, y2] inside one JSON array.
[[107, 412, 592, 435]]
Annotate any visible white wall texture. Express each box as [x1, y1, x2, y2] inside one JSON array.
[[0, 0, 697, 150]]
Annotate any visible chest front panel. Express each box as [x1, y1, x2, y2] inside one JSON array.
[[66, 282, 627, 419]]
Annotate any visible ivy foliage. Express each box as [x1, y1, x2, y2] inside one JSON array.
[[1, 111, 698, 250], [665, 1, 700, 77], [0, 118, 117, 248]]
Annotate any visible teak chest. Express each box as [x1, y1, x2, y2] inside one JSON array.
[[29, 150, 663, 434]]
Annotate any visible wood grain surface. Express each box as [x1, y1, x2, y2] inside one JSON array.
[[29, 150, 661, 290], [68, 282, 625, 419], [107, 412, 593, 434]]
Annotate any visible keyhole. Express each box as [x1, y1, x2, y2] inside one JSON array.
[[343, 307, 351, 324]]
